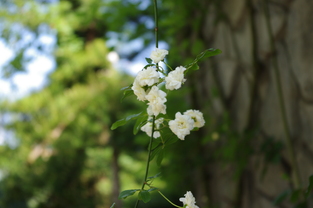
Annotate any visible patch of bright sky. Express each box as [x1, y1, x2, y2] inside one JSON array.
[[0, 34, 55, 100]]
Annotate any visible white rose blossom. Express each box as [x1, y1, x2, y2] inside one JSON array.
[[131, 79, 147, 101], [165, 66, 186, 90], [141, 117, 164, 138], [179, 191, 199, 208], [135, 67, 160, 87], [146, 86, 167, 116], [184, 109, 205, 128], [169, 112, 194, 140], [150, 48, 169, 63]]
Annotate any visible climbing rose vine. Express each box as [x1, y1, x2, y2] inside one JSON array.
[[111, 47, 221, 207]]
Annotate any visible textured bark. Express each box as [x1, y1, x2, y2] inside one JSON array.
[[175, 0, 313, 207]]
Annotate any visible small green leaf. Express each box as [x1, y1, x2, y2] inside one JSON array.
[[139, 190, 151, 203], [148, 187, 158, 192], [121, 88, 134, 102], [111, 112, 143, 130], [110, 203, 115, 208], [133, 114, 148, 135], [156, 149, 164, 166], [147, 172, 161, 180], [198, 48, 222, 60], [144, 64, 155, 69], [189, 63, 200, 71], [185, 48, 222, 73], [149, 145, 162, 162], [145, 58, 153, 64], [164, 133, 179, 146], [118, 189, 139, 199]]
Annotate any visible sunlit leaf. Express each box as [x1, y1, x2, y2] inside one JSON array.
[[118, 189, 139, 199], [138, 190, 151, 203]]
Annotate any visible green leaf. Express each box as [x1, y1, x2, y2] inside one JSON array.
[[147, 172, 161, 180], [110, 203, 115, 208], [118, 189, 139, 199], [164, 133, 179, 146], [111, 112, 143, 130], [133, 113, 148, 135], [156, 149, 164, 166], [197, 48, 222, 60], [305, 175, 313, 198], [138, 190, 151, 203], [148, 187, 158, 192], [120, 84, 134, 102], [149, 145, 162, 162], [185, 48, 222, 73], [145, 58, 152, 64], [144, 63, 155, 69]]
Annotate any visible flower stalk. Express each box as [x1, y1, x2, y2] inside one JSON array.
[[158, 190, 182, 208], [134, 116, 156, 208]]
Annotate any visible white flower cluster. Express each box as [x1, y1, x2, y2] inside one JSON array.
[[169, 110, 205, 140], [132, 48, 205, 140], [141, 117, 164, 138], [179, 191, 199, 208]]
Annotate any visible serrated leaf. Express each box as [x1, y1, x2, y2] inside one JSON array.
[[111, 112, 143, 130], [145, 58, 152, 64], [118, 189, 139, 199], [138, 190, 151, 203], [133, 114, 148, 135]]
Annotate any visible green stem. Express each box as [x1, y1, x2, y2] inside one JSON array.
[[158, 191, 183, 208], [153, 0, 159, 48], [263, 0, 301, 189], [134, 116, 156, 208], [134, 2, 159, 207]]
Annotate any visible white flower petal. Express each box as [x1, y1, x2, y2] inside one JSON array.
[[146, 86, 167, 116], [179, 191, 199, 208], [165, 66, 186, 90], [169, 112, 194, 140], [150, 48, 169, 63], [184, 109, 205, 128]]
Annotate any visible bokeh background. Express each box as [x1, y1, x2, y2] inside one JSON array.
[[0, 0, 313, 208]]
